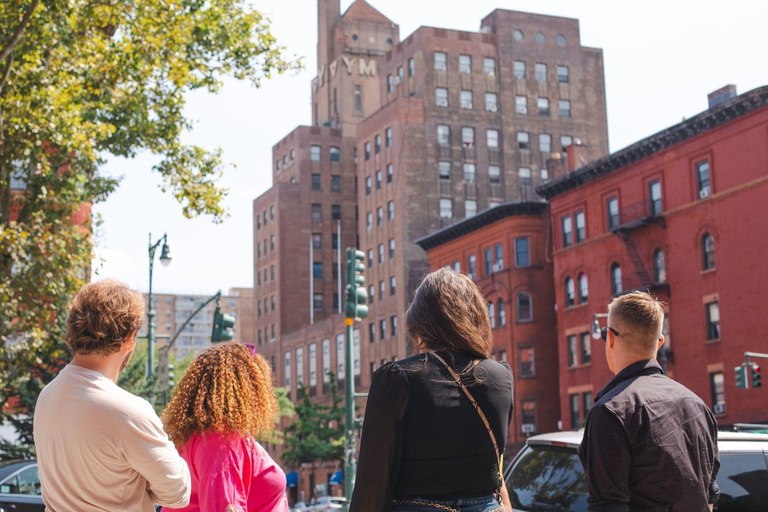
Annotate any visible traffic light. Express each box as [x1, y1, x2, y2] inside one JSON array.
[[211, 306, 235, 342], [345, 248, 368, 321], [735, 364, 748, 389], [167, 364, 175, 390], [750, 363, 762, 389]]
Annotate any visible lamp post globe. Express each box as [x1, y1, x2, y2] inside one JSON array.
[[591, 316, 602, 340], [159, 240, 172, 267]]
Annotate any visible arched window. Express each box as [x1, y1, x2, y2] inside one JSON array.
[[565, 277, 575, 307], [498, 298, 506, 326], [578, 273, 588, 303], [611, 263, 622, 295], [702, 233, 715, 270], [489, 302, 496, 328], [517, 292, 532, 322], [654, 249, 666, 283]]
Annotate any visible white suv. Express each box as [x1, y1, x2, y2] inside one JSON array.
[[503, 430, 768, 512]]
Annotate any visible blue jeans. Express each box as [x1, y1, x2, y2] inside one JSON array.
[[390, 495, 502, 512]]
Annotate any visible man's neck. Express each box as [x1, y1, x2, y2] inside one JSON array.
[[70, 354, 120, 383], [613, 354, 655, 376]]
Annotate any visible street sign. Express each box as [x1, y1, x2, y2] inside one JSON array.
[[522, 423, 536, 434], [157, 347, 170, 393]]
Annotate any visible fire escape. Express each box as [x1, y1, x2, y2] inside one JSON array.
[[610, 199, 666, 293]]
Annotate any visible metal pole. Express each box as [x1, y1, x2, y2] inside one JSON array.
[[344, 318, 356, 508], [310, 237, 314, 325], [337, 220, 342, 313], [147, 233, 156, 380]]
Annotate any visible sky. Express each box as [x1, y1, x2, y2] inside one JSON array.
[[92, 0, 768, 296]]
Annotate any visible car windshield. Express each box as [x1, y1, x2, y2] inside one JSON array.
[[507, 445, 587, 512]]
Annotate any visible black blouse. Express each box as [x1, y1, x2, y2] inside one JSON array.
[[349, 350, 515, 512]]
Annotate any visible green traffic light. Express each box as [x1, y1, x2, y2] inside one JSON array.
[[735, 364, 748, 389]]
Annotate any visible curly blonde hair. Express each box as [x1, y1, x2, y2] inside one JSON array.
[[162, 343, 277, 450]]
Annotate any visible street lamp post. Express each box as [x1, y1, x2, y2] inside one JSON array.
[[146, 233, 172, 381]]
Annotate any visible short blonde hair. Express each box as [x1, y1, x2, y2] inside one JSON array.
[[65, 280, 145, 355], [608, 291, 665, 352]]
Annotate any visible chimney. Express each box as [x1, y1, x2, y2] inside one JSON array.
[[708, 85, 737, 109], [317, 0, 340, 70], [565, 139, 589, 172], [545, 155, 566, 181]]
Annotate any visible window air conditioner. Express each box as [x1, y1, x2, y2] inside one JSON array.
[[486, 105, 498, 112], [492, 262, 503, 272], [436, 99, 448, 107], [713, 404, 726, 415], [699, 186, 711, 199]]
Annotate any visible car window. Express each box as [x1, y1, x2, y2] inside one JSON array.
[[507, 445, 587, 512], [714, 452, 768, 511], [16, 465, 41, 496], [0, 474, 19, 494]]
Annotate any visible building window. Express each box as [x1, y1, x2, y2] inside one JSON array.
[[376, 171, 382, 189], [354, 84, 362, 114], [368, 284, 374, 304], [385, 127, 393, 147], [465, 200, 477, 218], [485, 93, 498, 112], [654, 249, 666, 283], [567, 336, 578, 367], [557, 65, 569, 83], [513, 60, 525, 79], [611, 263, 622, 295], [484, 57, 496, 76], [487, 129, 499, 148], [498, 298, 506, 326], [539, 133, 552, 153], [702, 233, 716, 270], [488, 302, 496, 328], [559, 100, 571, 118], [460, 90, 473, 110], [562, 215, 572, 247], [409, 58, 415, 76], [284, 351, 292, 391], [537, 98, 549, 116], [380, 319, 386, 339], [365, 177, 371, 195], [378, 244, 384, 263], [377, 207, 383, 226], [484, 247, 492, 275], [440, 198, 452, 219], [519, 347, 534, 377], [379, 280, 385, 300], [364, 141, 371, 160], [459, 54, 471, 74], [439, 161, 451, 180], [391, 315, 397, 336], [313, 262, 323, 279], [312, 203, 322, 222], [561, 135, 573, 151], [706, 302, 720, 340], [696, 160, 711, 199], [331, 175, 341, 192], [575, 211, 585, 242], [387, 74, 394, 93], [375, 135, 381, 154], [311, 173, 322, 190], [388, 201, 394, 220], [519, 167, 531, 186], [517, 132, 529, 150], [276, 160, 281, 173], [296, 347, 304, 386], [369, 322, 375, 343], [489, 165, 501, 185], [331, 233, 339, 250], [710, 371, 725, 409], [390, 276, 396, 295], [461, 127, 475, 147], [434, 51, 447, 71], [463, 163, 476, 183], [517, 292, 532, 322], [330, 146, 341, 163], [313, 293, 323, 311], [384, 163, 393, 183], [649, 180, 662, 215], [535, 63, 547, 81], [290, 149, 295, 164], [331, 204, 341, 221], [607, 197, 619, 229], [437, 125, 450, 145], [581, 332, 592, 365], [312, 233, 322, 249], [389, 238, 395, 259], [583, 392, 593, 418], [310, 145, 321, 162], [578, 273, 588, 303], [468, 254, 476, 277], [515, 237, 530, 267], [521, 400, 536, 434], [515, 95, 528, 115], [565, 277, 575, 307]]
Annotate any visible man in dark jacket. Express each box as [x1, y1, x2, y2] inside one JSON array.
[[578, 291, 720, 511]]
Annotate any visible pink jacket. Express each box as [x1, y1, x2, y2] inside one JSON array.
[[162, 432, 289, 512]]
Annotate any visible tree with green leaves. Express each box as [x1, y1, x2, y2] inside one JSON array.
[[0, 0, 300, 460], [282, 372, 346, 470]]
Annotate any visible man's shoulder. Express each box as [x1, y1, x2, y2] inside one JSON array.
[[601, 373, 709, 418]]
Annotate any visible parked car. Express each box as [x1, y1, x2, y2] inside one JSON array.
[[0, 459, 44, 512], [503, 430, 768, 512], [292, 502, 311, 511], [311, 495, 346, 511]]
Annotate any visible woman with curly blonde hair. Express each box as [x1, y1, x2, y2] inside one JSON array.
[[161, 342, 289, 512]]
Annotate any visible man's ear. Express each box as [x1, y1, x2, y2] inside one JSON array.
[[124, 331, 138, 351], [657, 335, 665, 351]]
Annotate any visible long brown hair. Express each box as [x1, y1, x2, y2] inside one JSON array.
[[405, 268, 493, 360], [162, 343, 277, 450]]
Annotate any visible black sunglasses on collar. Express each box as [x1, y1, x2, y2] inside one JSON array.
[[600, 326, 620, 342]]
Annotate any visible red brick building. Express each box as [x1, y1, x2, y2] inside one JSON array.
[[537, 85, 768, 429], [416, 202, 559, 452]]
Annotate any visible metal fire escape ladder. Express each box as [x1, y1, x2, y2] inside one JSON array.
[[616, 229, 653, 290]]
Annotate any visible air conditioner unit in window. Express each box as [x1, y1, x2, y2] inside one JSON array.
[[436, 98, 448, 107], [492, 262, 503, 272], [713, 403, 726, 415], [461, 102, 473, 109], [486, 105, 498, 112], [699, 186, 711, 199]]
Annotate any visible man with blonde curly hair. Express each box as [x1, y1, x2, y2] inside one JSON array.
[[34, 279, 191, 512]]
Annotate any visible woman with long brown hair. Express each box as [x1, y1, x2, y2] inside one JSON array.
[[350, 268, 514, 512], [161, 342, 289, 512]]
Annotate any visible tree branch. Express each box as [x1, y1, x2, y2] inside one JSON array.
[[0, 51, 14, 97], [0, 0, 40, 63]]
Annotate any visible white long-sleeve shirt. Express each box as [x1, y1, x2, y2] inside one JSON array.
[[34, 364, 191, 511]]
